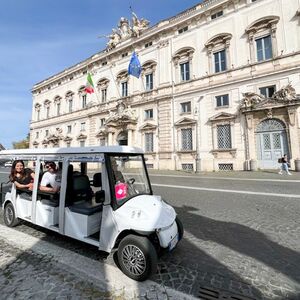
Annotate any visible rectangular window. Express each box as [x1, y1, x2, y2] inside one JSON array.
[[181, 128, 193, 150], [101, 89, 107, 102], [100, 118, 105, 127], [180, 101, 191, 113], [82, 95, 87, 108], [214, 50, 226, 73], [178, 26, 188, 34], [121, 52, 128, 58], [102, 61, 107, 66], [259, 85, 276, 98], [67, 125, 72, 134], [180, 62, 190, 81], [68, 99, 73, 113], [216, 94, 229, 107], [144, 109, 153, 120], [80, 141, 85, 147], [37, 110, 40, 121], [56, 103, 60, 116], [66, 141, 71, 148], [80, 122, 86, 131], [211, 11, 223, 19], [217, 124, 232, 149], [145, 132, 154, 152], [45, 130, 49, 137], [36, 132, 39, 139], [145, 73, 153, 91], [256, 35, 272, 62], [121, 82, 128, 97], [46, 107, 50, 118]]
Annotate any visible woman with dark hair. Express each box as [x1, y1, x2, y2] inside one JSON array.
[[9, 160, 35, 190]]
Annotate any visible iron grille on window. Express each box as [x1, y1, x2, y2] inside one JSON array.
[[101, 89, 107, 102], [182, 164, 193, 171], [181, 128, 193, 150], [218, 163, 233, 171], [121, 82, 128, 97], [145, 132, 154, 152], [217, 125, 231, 149]]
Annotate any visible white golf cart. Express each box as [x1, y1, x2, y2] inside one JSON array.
[[0, 146, 183, 281]]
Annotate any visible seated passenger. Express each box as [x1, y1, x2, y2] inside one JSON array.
[[40, 161, 61, 193], [9, 160, 35, 190]]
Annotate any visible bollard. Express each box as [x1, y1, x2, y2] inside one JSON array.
[[295, 159, 300, 172]]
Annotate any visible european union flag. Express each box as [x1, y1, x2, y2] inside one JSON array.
[[128, 51, 141, 78]]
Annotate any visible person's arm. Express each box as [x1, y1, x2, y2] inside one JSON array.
[[14, 181, 32, 190]]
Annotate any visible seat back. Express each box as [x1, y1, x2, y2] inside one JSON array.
[[72, 174, 93, 202], [93, 172, 102, 187]]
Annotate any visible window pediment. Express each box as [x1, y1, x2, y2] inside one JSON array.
[[173, 47, 195, 63], [54, 95, 62, 103], [205, 33, 232, 49], [65, 91, 74, 100], [97, 77, 110, 89], [35, 103, 41, 109], [139, 123, 157, 131], [77, 133, 87, 140], [209, 112, 236, 122], [142, 60, 157, 73], [44, 99, 51, 107], [245, 16, 279, 35], [117, 70, 128, 82], [175, 117, 196, 127]]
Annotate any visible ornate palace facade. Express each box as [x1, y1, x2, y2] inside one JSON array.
[[30, 0, 300, 171]]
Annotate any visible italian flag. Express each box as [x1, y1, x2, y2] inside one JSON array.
[[85, 73, 94, 94]]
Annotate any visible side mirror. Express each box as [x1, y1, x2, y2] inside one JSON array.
[[95, 190, 105, 204]]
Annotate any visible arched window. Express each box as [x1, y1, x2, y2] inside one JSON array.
[[245, 16, 279, 63], [116, 70, 128, 97], [205, 33, 232, 74], [97, 78, 110, 103], [65, 91, 74, 113], [141, 60, 157, 91], [172, 47, 195, 83], [78, 86, 87, 109]]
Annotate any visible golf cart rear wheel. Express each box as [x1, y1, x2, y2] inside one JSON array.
[[4, 203, 19, 227], [117, 234, 157, 281], [176, 216, 184, 240]]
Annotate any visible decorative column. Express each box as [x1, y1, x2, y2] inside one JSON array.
[[128, 129, 133, 146]]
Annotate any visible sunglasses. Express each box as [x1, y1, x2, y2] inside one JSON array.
[[45, 165, 52, 169]]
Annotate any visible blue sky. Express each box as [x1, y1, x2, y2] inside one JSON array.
[[0, 0, 202, 149]]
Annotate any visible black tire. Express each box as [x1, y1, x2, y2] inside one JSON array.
[[4, 203, 20, 227], [117, 234, 158, 281], [176, 216, 184, 241]]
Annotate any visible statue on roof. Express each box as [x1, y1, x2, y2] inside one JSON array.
[[131, 11, 149, 37]]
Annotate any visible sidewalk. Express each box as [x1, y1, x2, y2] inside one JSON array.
[[148, 168, 300, 180]]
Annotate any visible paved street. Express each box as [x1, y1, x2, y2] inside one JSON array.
[[0, 168, 300, 299]]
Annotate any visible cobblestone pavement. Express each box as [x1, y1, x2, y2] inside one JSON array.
[[0, 239, 119, 300], [0, 170, 300, 299]]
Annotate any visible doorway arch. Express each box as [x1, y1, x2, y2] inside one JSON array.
[[117, 131, 128, 146], [255, 118, 289, 169]]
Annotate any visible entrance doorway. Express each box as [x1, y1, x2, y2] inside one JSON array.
[[256, 119, 289, 169], [117, 131, 128, 146]]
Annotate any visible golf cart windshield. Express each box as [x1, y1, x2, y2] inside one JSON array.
[[108, 154, 152, 206]]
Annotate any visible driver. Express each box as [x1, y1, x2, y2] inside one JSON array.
[[111, 158, 124, 183]]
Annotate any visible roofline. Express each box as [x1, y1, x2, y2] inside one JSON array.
[[32, 0, 227, 91]]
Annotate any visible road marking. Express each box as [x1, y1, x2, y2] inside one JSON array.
[[149, 174, 300, 183], [152, 183, 300, 199]]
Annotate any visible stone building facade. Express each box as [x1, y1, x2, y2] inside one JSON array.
[[30, 0, 300, 171]]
